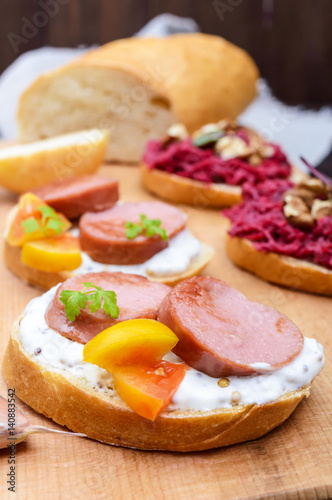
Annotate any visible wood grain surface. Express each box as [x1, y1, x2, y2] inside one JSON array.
[[0, 165, 331, 500]]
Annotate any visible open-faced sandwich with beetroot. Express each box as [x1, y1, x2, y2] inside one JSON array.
[[223, 176, 332, 295], [141, 120, 296, 208], [3, 273, 324, 452], [4, 175, 213, 289]]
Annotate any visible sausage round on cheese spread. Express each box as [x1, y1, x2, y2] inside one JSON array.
[[79, 201, 186, 265], [33, 175, 119, 219], [158, 276, 304, 377], [46, 272, 171, 344]]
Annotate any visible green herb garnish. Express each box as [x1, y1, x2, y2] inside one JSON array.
[[21, 205, 65, 236], [21, 218, 40, 234], [125, 214, 168, 241], [192, 130, 224, 148], [59, 282, 119, 322]]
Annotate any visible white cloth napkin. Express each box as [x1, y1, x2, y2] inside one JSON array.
[[0, 14, 331, 167]]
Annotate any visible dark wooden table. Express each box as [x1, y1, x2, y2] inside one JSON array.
[[0, 0, 331, 107]]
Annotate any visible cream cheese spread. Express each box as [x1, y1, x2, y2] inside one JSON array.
[[71, 228, 202, 278], [19, 287, 325, 412]]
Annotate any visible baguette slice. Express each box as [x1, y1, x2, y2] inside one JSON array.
[[3, 318, 310, 452], [0, 130, 109, 193], [141, 163, 242, 208], [141, 162, 307, 209], [226, 233, 332, 295], [4, 239, 214, 290], [17, 34, 259, 163]]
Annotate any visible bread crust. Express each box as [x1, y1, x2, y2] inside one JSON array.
[[147, 243, 214, 286], [226, 233, 332, 295], [141, 164, 242, 208], [4, 239, 213, 290], [2, 319, 309, 452], [0, 131, 109, 194], [4, 240, 71, 290]]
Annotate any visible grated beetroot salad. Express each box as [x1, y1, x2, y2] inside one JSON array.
[[143, 139, 291, 187], [241, 178, 295, 202], [223, 194, 332, 269]]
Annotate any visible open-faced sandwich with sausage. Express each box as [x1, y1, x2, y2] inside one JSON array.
[[141, 120, 296, 208], [223, 175, 332, 295], [3, 273, 324, 451], [4, 175, 213, 289]]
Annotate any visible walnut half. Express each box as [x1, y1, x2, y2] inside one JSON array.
[[162, 123, 189, 147], [298, 178, 330, 198], [283, 194, 315, 229], [311, 199, 332, 220], [215, 135, 253, 161]]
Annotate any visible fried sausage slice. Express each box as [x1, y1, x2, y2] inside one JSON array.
[[158, 276, 304, 377]]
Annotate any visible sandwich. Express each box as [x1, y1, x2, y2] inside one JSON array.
[[141, 120, 296, 208], [4, 176, 213, 289], [223, 177, 332, 294], [3, 273, 324, 452]]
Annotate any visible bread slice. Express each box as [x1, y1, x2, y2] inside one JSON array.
[[141, 158, 308, 209], [4, 241, 71, 290], [4, 240, 214, 290], [0, 130, 109, 194], [141, 163, 242, 208], [226, 234, 332, 295], [3, 318, 310, 452], [17, 34, 258, 163], [146, 243, 214, 286]]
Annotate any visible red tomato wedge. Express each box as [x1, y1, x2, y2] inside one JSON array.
[[112, 361, 188, 421], [7, 192, 71, 247]]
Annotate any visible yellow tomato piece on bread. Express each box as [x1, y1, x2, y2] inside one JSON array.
[[112, 361, 187, 421], [21, 234, 82, 272], [7, 193, 71, 247], [83, 319, 179, 370]]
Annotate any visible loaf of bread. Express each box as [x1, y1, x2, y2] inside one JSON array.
[[17, 34, 259, 163]]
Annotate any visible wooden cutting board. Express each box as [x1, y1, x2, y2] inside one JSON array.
[[0, 165, 331, 500]]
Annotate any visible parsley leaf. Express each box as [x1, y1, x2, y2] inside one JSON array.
[[21, 204, 66, 237], [39, 205, 57, 224], [59, 290, 88, 322], [59, 282, 120, 322], [124, 221, 143, 239], [21, 218, 40, 234], [101, 290, 119, 317], [45, 217, 65, 234], [125, 214, 168, 241], [88, 291, 102, 314]]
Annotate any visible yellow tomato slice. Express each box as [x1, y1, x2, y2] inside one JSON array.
[[83, 319, 179, 370], [112, 361, 187, 421], [21, 234, 82, 272], [7, 192, 71, 247]]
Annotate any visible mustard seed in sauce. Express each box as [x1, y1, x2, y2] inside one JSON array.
[[231, 391, 242, 404], [218, 378, 230, 388]]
